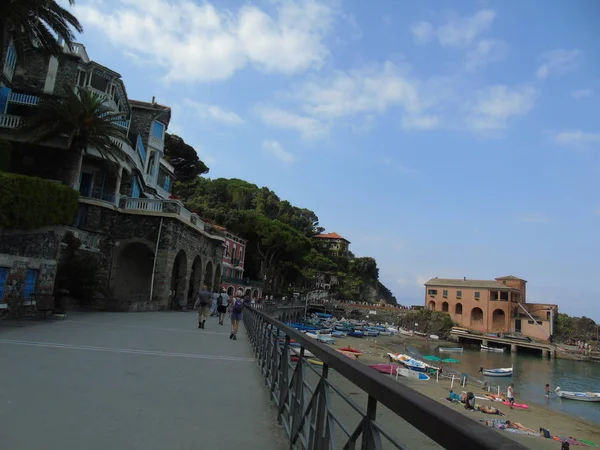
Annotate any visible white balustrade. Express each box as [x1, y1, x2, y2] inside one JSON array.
[[122, 197, 164, 212], [8, 92, 39, 106], [0, 114, 22, 128]]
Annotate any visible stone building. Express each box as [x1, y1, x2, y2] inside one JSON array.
[[313, 232, 351, 259], [0, 40, 225, 311]]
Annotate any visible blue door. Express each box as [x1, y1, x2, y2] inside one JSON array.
[[24, 269, 38, 300], [0, 267, 8, 301]]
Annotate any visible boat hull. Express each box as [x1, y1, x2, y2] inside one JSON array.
[[438, 347, 463, 353], [482, 367, 513, 377], [396, 368, 430, 381], [556, 391, 600, 402]]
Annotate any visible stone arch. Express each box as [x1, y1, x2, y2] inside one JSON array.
[[252, 289, 259, 299], [170, 250, 187, 310], [441, 301, 449, 312], [492, 309, 505, 327], [111, 241, 154, 303], [470, 307, 484, 324], [188, 256, 203, 308], [244, 288, 252, 297], [203, 260, 214, 292], [213, 263, 222, 293], [428, 300, 436, 311], [227, 286, 234, 296], [455, 303, 463, 315]]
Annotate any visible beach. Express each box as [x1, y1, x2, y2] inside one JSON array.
[[322, 334, 600, 449]]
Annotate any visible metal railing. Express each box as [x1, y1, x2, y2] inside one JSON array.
[[243, 306, 528, 450]]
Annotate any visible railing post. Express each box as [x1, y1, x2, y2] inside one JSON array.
[[361, 395, 377, 450], [277, 335, 290, 422], [311, 364, 329, 450]]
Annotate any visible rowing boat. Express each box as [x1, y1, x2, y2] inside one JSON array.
[[556, 388, 600, 402]]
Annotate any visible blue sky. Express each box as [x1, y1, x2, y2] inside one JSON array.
[[69, 0, 599, 319]]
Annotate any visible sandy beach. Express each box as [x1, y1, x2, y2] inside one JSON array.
[[322, 334, 600, 449]]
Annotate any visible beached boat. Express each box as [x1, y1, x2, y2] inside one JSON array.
[[388, 353, 428, 372], [429, 334, 439, 340], [331, 331, 346, 337], [481, 344, 505, 353], [337, 350, 359, 360], [348, 331, 364, 338], [414, 331, 427, 337], [481, 367, 513, 377], [315, 313, 333, 319], [305, 332, 319, 339], [379, 331, 392, 336], [368, 363, 399, 375], [339, 347, 362, 354], [395, 367, 430, 381], [398, 329, 413, 336], [555, 388, 600, 402], [438, 347, 463, 353], [317, 335, 335, 344]]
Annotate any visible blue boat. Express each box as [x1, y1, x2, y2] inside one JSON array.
[[315, 313, 333, 319], [348, 331, 364, 338]]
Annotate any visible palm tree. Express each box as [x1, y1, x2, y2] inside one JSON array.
[[22, 84, 129, 189], [0, 0, 83, 59]]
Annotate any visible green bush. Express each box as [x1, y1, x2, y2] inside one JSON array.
[[0, 171, 79, 229]]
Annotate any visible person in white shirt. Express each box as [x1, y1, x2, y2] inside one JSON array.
[[217, 289, 230, 325]]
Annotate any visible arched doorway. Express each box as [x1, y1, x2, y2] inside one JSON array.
[[188, 256, 202, 308], [442, 301, 449, 312], [111, 242, 154, 303], [492, 309, 505, 328], [203, 261, 213, 292], [170, 250, 187, 310], [227, 286, 234, 296], [428, 301, 436, 311], [252, 289, 258, 299], [455, 303, 463, 315], [470, 307, 484, 325], [245, 288, 251, 297], [214, 263, 222, 293]]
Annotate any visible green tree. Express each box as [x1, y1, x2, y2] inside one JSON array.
[[164, 133, 209, 181], [21, 84, 127, 188], [0, 0, 83, 58]]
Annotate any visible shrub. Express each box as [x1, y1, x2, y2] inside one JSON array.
[[0, 171, 79, 229]]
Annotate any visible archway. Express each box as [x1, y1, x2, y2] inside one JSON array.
[[492, 309, 505, 328], [170, 250, 187, 310], [227, 286, 234, 296], [470, 307, 484, 325], [244, 288, 252, 297], [111, 242, 154, 303], [214, 263, 222, 293], [442, 301, 449, 312], [203, 260, 213, 292], [188, 256, 202, 308], [428, 301, 436, 311], [455, 303, 463, 315], [252, 289, 259, 299]]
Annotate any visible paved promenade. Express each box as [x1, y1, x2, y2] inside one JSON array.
[[0, 312, 286, 450]]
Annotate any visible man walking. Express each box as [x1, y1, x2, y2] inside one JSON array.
[[217, 288, 229, 325], [194, 284, 211, 329]]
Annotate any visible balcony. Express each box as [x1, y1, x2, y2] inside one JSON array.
[[155, 183, 170, 200], [148, 135, 164, 152], [83, 86, 118, 111], [113, 119, 130, 130], [8, 91, 39, 106], [143, 173, 157, 188], [0, 114, 22, 129], [109, 137, 143, 171], [3, 64, 14, 81]]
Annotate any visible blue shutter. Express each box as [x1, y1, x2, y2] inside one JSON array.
[[136, 135, 147, 162], [0, 267, 8, 301], [132, 178, 141, 198], [164, 176, 170, 192], [152, 121, 164, 139], [0, 87, 10, 114], [24, 269, 38, 300]]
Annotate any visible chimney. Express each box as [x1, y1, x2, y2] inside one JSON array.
[[464, 277, 467, 281], [151, 96, 156, 104]]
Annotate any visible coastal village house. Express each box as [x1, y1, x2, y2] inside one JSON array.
[[312, 232, 351, 291], [424, 275, 558, 342], [0, 40, 229, 311]]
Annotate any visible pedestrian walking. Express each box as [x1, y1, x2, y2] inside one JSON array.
[[210, 291, 219, 317], [217, 288, 230, 325], [230, 294, 244, 340], [507, 383, 516, 408], [545, 383, 550, 398], [194, 284, 212, 329]]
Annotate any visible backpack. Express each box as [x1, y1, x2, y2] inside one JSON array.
[[232, 299, 243, 314]]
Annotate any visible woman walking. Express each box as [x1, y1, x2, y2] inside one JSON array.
[[229, 293, 244, 340]]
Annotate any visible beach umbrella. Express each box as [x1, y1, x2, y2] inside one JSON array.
[[423, 355, 442, 361], [442, 358, 460, 363]]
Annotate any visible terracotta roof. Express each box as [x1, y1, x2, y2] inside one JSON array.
[[313, 232, 350, 242], [495, 275, 527, 282], [424, 278, 517, 290]]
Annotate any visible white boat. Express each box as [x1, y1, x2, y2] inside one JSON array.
[[451, 328, 469, 335], [429, 334, 439, 340], [305, 332, 319, 339], [438, 347, 463, 353], [481, 367, 513, 377], [398, 329, 413, 336], [395, 367, 430, 381], [555, 388, 600, 402], [481, 344, 505, 353]]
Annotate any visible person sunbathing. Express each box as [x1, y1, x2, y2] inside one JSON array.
[[478, 405, 504, 415], [447, 390, 462, 402], [505, 420, 536, 433]]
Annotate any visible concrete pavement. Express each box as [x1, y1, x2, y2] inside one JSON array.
[[0, 312, 286, 450]]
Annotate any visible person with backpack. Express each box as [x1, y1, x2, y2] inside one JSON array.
[[217, 288, 229, 325], [230, 294, 244, 340], [194, 284, 212, 329]]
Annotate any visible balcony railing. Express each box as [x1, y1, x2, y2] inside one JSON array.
[[8, 91, 39, 106], [244, 306, 528, 450], [113, 119, 130, 130], [0, 114, 22, 129], [83, 86, 118, 111], [148, 135, 164, 151], [109, 137, 143, 172]]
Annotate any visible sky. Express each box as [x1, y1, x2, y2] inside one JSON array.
[[66, 0, 599, 320]]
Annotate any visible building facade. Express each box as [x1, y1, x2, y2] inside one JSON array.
[[424, 275, 557, 341], [0, 41, 225, 311], [313, 232, 351, 259]]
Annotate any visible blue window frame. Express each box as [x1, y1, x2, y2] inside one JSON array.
[[4, 42, 17, 72], [164, 176, 171, 192], [136, 134, 147, 163], [132, 177, 141, 198], [151, 121, 165, 139], [24, 269, 38, 300], [0, 86, 10, 114], [0, 267, 8, 301]]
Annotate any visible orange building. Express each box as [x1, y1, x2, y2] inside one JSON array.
[[424, 275, 557, 341], [313, 232, 351, 259]]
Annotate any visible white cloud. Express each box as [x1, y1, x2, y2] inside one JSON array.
[[401, 115, 440, 130], [465, 85, 536, 131], [517, 215, 552, 224], [465, 39, 508, 70], [183, 99, 244, 125], [571, 89, 594, 99], [255, 105, 329, 140], [536, 49, 582, 80], [437, 9, 496, 47], [554, 130, 600, 149], [262, 140, 296, 164], [410, 21, 433, 44], [74, 0, 333, 83]]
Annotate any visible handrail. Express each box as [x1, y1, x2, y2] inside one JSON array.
[[244, 306, 528, 450]]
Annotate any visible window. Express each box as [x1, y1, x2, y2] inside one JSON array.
[[24, 269, 38, 299], [3, 42, 17, 78], [456, 290, 462, 299], [0, 267, 8, 301], [132, 177, 141, 198], [443, 289, 448, 297], [152, 121, 165, 139], [475, 291, 481, 300], [428, 289, 437, 295]]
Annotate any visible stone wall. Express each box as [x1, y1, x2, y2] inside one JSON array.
[[52, 55, 79, 95], [10, 50, 50, 94]]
